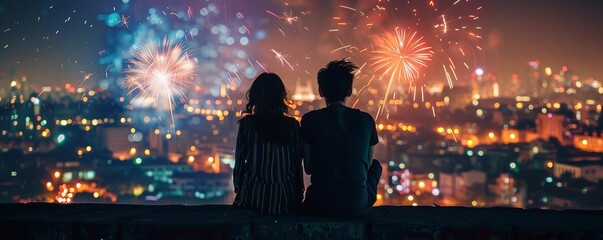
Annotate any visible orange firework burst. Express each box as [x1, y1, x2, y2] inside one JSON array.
[[371, 28, 432, 83], [370, 28, 432, 117], [125, 38, 195, 127]]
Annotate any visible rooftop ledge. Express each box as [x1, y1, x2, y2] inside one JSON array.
[[1, 204, 602, 240]]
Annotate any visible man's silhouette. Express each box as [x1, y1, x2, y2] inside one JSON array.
[[301, 59, 382, 216]]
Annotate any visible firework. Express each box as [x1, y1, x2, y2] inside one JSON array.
[[97, 1, 257, 103], [266, 10, 299, 25], [120, 15, 130, 29], [371, 28, 433, 83], [371, 28, 432, 117], [79, 71, 94, 85], [125, 38, 195, 127], [270, 49, 294, 71], [321, 0, 483, 117]]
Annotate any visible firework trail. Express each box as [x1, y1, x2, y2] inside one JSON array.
[[79, 71, 94, 86], [119, 15, 130, 29], [270, 49, 295, 71], [266, 10, 299, 25], [97, 0, 259, 110], [371, 28, 433, 84], [371, 28, 433, 117], [323, 0, 483, 116], [125, 38, 195, 129]]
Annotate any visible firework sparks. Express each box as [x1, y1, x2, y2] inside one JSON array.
[[371, 28, 433, 82], [371, 28, 432, 117], [270, 49, 294, 71], [79, 71, 94, 85], [255, 60, 268, 72], [324, 0, 483, 118], [187, 7, 193, 19], [120, 15, 130, 29], [441, 15, 448, 33], [266, 10, 299, 25], [125, 38, 195, 128], [281, 10, 299, 25]]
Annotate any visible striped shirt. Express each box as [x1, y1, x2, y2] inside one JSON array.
[[233, 115, 304, 215]]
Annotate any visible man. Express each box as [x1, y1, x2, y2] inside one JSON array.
[[301, 59, 382, 216]]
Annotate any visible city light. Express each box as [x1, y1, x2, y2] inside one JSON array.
[[475, 68, 484, 76], [56, 134, 65, 144], [510, 163, 517, 169], [0, 0, 601, 212], [432, 188, 440, 196]]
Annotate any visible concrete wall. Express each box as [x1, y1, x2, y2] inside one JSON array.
[[1, 203, 602, 239]]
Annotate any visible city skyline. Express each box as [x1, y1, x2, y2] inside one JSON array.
[[0, 0, 602, 210]]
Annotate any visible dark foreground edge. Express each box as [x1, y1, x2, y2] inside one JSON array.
[[1, 203, 602, 239]]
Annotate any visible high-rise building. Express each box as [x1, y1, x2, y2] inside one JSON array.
[[525, 60, 541, 97], [536, 113, 565, 144], [439, 170, 486, 204], [21, 76, 30, 96], [488, 173, 524, 208], [292, 79, 316, 102]]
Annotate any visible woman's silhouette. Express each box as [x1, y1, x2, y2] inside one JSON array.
[[233, 72, 304, 215]]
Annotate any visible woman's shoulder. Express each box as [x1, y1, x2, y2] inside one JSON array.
[[238, 114, 254, 125], [284, 116, 300, 125]]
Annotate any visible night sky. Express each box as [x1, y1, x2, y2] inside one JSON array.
[[482, 0, 603, 81], [1, 0, 602, 89]]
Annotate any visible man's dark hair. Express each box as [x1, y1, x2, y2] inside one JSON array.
[[317, 59, 358, 103]]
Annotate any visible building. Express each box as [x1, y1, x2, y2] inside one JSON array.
[[292, 80, 316, 102], [439, 170, 486, 204], [100, 126, 164, 160], [574, 134, 603, 153], [171, 172, 233, 202], [501, 128, 539, 144], [488, 173, 525, 208], [554, 161, 603, 183], [536, 113, 565, 144]]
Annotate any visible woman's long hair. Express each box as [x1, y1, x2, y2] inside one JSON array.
[[241, 72, 292, 143]]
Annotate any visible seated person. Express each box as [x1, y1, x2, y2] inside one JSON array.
[[233, 72, 304, 215], [301, 59, 382, 216]]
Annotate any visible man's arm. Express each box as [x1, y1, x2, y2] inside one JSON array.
[[303, 143, 312, 175], [300, 116, 313, 175], [368, 145, 375, 169], [368, 113, 379, 169]]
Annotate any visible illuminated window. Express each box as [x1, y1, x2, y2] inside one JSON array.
[[509, 133, 516, 140]]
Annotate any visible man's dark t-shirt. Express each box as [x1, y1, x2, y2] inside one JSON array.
[[301, 104, 379, 214]]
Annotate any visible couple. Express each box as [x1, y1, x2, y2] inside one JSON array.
[[233, 59, 382, 216]]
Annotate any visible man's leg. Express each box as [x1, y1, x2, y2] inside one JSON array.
[[367, 159, 382, 206]]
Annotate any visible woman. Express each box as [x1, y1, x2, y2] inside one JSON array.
[[233, 72, 304, 215]]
